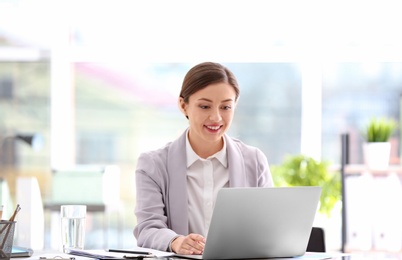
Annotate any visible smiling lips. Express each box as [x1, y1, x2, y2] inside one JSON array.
[[205, 125, 222, 132]]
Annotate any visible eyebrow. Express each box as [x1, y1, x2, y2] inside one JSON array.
[[197, 98, 234, 102]]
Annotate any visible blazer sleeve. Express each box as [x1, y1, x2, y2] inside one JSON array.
[[228, 135, 274, 188], [255, 147, 274, 187], [133, 151, 178, 251]]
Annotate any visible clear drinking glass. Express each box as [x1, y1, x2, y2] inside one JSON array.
[[60, 205, 86, 253]]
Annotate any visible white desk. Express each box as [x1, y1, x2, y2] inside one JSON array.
[[20, 249, 358, 260]]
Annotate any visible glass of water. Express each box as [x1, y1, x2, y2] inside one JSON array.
[[60, 205, 86, 253]]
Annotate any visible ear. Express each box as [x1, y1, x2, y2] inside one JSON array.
[[178, 97, 188, 117]]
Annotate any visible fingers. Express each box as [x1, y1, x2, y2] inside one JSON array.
[[188, 233, 206, 253], [172, 234, 206, 255]]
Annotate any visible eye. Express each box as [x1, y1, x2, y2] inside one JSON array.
[[222, 105, 232, 110], [199, 105, 210, 109]]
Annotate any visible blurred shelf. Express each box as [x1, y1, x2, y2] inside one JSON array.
[[345, 247, 402, 254], [344, 164, 402, 175]]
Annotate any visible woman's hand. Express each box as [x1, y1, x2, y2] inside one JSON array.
[[171, 233, 206, 255]]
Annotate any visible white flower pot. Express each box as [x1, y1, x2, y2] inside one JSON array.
[[363, 142, 391, 170]]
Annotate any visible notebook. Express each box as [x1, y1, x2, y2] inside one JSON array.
[[177, 186, 321, 260]]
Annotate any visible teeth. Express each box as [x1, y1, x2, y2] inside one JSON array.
[[207, 126, 220, 130]]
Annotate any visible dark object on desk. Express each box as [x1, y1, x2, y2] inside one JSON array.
[[11, 246, 34, 258], [307, 227, 326, 252], [123, 256, 154, 259], [107, 250, 152, 255], [39, 257, 74, 260]]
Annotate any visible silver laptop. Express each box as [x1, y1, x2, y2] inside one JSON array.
[[177, 186, 321, 260]]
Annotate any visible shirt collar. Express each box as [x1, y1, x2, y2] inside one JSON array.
[[185, 130, 228, 168]]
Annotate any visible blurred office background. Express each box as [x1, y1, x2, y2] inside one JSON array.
[[0, 0, 401, 253]]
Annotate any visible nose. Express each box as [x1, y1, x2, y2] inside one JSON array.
[[209, 108, 222, 122]]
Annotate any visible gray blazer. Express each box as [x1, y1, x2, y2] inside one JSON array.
[[134, 130, 273, 251]]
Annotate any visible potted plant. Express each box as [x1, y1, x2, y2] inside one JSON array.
[[362, 117, 397, 169], [271, 155, 341, 217]]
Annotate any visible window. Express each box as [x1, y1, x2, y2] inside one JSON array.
[[322, 62, 402, 165]]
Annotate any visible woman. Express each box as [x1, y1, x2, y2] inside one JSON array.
[[134, 62, 273, 255]]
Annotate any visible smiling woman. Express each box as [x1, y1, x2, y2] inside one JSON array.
[[176, 62, 239, 159], [133, 62, 274, 255], [178, 82, 237, 159]]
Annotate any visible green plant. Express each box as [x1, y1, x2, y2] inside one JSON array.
[[364, 117, 397, 142], [271, 155, 341, 217]]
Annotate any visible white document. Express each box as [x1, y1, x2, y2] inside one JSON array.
[[345, 175, 374, 250], [371, 173, 402, 251]]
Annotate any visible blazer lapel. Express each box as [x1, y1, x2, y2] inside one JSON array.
[[166, 131, 189, 235], [165, 132, 247, 235], [225, 135, 247, 187]]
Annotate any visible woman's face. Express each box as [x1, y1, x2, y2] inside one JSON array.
[[179, 82, 237, 153]]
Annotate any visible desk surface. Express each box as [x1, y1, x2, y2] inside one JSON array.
[[19, 249, 402, 260]]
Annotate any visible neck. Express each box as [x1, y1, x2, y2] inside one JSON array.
[[188, 134, 224, 159]]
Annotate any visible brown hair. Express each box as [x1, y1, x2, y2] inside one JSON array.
[[180, 62, 240, 103]]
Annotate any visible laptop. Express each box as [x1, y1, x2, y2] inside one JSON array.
[[177, 186, 321, 260]]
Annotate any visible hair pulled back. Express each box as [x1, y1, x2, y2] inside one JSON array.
[[180, 62, 240, 103]]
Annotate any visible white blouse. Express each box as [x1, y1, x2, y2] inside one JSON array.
[[185, 133, 229, 237]]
